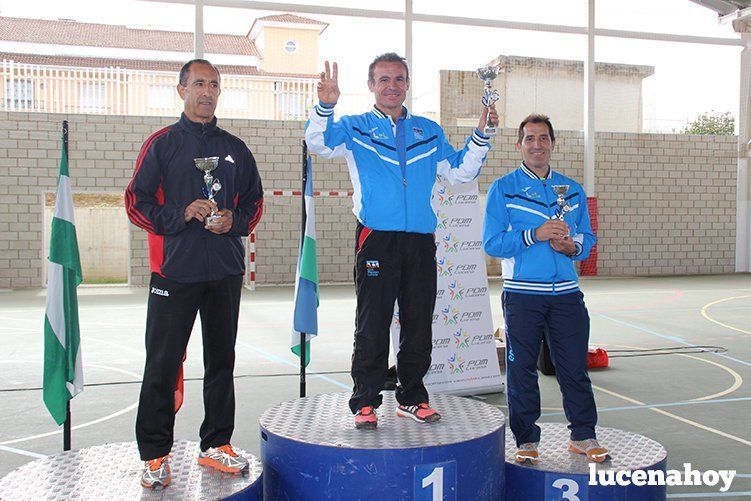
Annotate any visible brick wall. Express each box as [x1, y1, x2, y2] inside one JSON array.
[[0, 111, 736, 289]]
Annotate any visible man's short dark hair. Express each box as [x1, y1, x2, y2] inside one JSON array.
[[517, 114, 555, 144], [368, 53, 409, 84], [179, 59, 221, 86]]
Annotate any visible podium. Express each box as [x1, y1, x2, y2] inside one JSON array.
[[260, 392, 505, 500], [505, 423, 667, 500], [0, 440, 262, 500]]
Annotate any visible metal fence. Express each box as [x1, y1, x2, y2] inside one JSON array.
[[0, 59, 325, 120]]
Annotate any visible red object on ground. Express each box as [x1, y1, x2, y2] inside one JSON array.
[[587, 347, 609, 369], [580, 196, 598, 276]]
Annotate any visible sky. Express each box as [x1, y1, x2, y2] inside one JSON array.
[[0, 0, 743, 131]]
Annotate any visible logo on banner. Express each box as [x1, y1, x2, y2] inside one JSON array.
[[436, 257, 454, 277], [448, 354, 465, 374], [465, 358, 489, 371], [460, 310, 483, 322], [453, 328, 471, 349], [427, 362, 445, 376], [465, 286, 488, 298], [449, 217, 473, 228], [436, 210, 450, 230], [448, 281, 464, 301], [366, 260, 380, 277], [433, 336, 452, 349], [459, 240, 483, 252], [436, 288, 445, 301], [454, 263, 478, 275], [436, 186, 453, 206], [470, 334, 494, 345], [453, 193, 478, 205], [441, 305, 460, 325], [442, 233, 460, 253]]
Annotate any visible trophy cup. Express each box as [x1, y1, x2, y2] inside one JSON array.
[[194, 156, 222, 226], [476, 66, 501, 137], [551, 185, 572, 221]]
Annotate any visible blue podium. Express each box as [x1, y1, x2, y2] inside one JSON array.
[[505, 423, 667, 500], [0, 440, 262, 500], [260, 392, 505, 500]]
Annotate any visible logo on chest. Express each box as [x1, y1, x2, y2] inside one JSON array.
[[369, 127, 388, 141], [522, 186, 541, 199]]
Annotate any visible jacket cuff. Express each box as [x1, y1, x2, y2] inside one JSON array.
[[523, 229, 537, 247], [314, 102, 335, 118]]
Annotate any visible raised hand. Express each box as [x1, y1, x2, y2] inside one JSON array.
[[317, 60, 340, 105]]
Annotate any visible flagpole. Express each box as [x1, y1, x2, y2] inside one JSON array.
[[62, 119, 72, 452], [299, 140, 308, 398]]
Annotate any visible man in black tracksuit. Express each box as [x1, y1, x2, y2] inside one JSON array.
[[125, 59, 263, 489]]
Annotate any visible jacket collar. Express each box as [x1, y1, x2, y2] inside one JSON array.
[[178, 113, 218, 137], [520, 162, 553, 180], [371, 105, 411, 121]]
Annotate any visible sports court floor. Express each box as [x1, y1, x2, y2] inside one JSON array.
[[1, 274, 750, 498]]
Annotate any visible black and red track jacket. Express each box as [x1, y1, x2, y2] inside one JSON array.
[[125, 113, 263, 283]]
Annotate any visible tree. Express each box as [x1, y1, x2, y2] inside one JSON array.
[[683, 111, 735, 135]]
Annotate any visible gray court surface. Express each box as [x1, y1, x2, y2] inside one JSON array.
[[1, 274, 750, 499]]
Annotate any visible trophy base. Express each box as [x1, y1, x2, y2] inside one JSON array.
[[206, 214, 223, 227], [483, 125, 497, 137]]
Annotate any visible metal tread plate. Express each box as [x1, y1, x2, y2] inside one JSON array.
[[259, 391, 505, 450], [505, 422, 667, 474], [0, 440, 262, 500]]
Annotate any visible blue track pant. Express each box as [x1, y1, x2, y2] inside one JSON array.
[[502, 290, 598, 446]]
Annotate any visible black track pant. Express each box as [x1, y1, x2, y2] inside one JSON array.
[[136, 272, 243, 460], [349, 223, 437, 413]]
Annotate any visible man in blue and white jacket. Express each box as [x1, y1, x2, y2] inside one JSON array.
[[305, 53, 496, 429], [483, 114, 608, 464]]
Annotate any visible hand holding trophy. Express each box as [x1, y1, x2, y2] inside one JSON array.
[[476, 66, 501, 137], [194, 156, 223, 227]]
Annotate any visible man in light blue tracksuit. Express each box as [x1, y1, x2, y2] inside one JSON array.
[[305, 53, 496, 429], [483, 114, 609, 464]]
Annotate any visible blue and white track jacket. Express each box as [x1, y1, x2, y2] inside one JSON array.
[[305, 103, 490, 234], [483, 163, 596, 295]]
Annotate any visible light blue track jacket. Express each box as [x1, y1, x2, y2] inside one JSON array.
[[305, 103, 491, 234], [483, 163, 596, 295]]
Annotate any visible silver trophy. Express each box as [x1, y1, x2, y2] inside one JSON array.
[[194, 156, 222, 226], [477, 66, 501, 137], [552, 185, 572, 221]]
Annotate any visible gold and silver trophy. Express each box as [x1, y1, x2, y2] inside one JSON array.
[[476, 66, 501, 137], [194, 156, 222, 226], [552, 185, 572, 221]]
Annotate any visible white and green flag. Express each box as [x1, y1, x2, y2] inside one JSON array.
[[43, 129, 83, 425]]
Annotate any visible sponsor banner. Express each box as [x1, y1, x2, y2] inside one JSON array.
[[392, 179, 503, 396]]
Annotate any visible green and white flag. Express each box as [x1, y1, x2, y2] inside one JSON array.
[[43, 128, 83, 426]]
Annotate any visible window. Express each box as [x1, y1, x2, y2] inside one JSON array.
[[275, 81, 305, 120], [147, 85, 175, 109], [4, 78, 34, 109], [77, 82, 106, 112], [284, 40, 298, 54]]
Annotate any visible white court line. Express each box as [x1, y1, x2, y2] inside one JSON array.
[[0, 362, 141, 446], [0, 444, 45, 459]]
